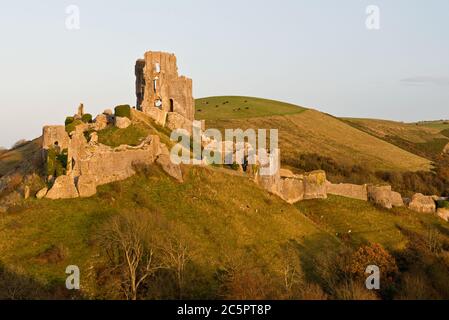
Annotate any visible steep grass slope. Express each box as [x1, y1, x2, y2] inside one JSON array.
[[0, 165, 338, 298], [0, 139, 42, 177], [196, 97, 432, 172], [2, 166, 449, 299], [296, 195, 449, 251]]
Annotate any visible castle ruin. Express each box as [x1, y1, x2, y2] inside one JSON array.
[[135, 51, 196, 133], [32, 50, 445, 220]]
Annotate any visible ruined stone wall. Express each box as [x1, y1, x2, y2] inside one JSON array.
[[135, 51, 195, 122], [326, 182, 368, 201], [44, 131, 163, 199], [77, 136, 160, 187], [42, 126, 70, 150], [256, 153, 327, 204]]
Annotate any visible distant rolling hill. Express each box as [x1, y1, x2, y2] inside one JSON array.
[[417, 120, 449, 131], [195, 96, 433, 172], [343, 118, 449, 159]]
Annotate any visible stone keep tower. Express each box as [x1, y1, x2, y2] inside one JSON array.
[[135, 51, 195, 122]]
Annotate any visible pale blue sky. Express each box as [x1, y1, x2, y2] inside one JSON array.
[[0, 0, 448, 148]]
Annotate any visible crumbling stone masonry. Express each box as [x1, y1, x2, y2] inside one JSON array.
[[257, 159, 327, 204], [135, 51, 196, 133], [42, 126, 70, 152], [40, 106, 181, 200], [326, 182, 368, 201], [408, 193, 436, 213]]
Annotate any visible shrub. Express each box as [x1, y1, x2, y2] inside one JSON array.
[[218, 265, 274, 300], [348, 243, 398, 282], [114, 105, 131, 119], [65, 116, 74, 126], [65, 119, 83, 134], [436, 200, 449, 209], [298, 283, 328, 300], [397, 271, 438, 300], [81, 113, 93, 123], [46, 148, 67, 178], [97, 124, 148, 148], [334, 280, 379, 300]]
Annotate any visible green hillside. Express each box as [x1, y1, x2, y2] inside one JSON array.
[[2, 166, 449, 299], [0, 165, 339, 299], [0, 138, 42, 177], [1, 97, 449, 300], [417, 120, 449, 131], [196, 97, 432, 173], [343, 118, 449, 159], [195, 96, 306, 120]]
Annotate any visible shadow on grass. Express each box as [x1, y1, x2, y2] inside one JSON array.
[[0, 261, 83, 300]]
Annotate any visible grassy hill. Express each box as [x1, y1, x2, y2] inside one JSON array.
[[0, 139, 42, 177], [0, 165, 340, 299], [417, 120, 449, 131], [2, 166, 449, 299], [343, 118, 449, 159], [195, 96, 306, 120], [196, 97, 432, 173]]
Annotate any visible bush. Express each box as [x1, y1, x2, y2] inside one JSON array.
[[81, 113, 93, 123], [115, 105, 131, 119], [65, 116, 75, 126], [397, 271, 438, 300], [436, 200, 449, 209], [65, 119, 83, 134], [348, 243, 398, 282], [46, 147, 67, 178]]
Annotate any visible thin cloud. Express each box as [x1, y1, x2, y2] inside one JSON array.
[[401, 76, 449, 86]]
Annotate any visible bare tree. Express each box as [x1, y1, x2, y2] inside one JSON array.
[[278, 242, 303, 297], [160, 230, 191, 299], [101, 212, 164, 300]]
